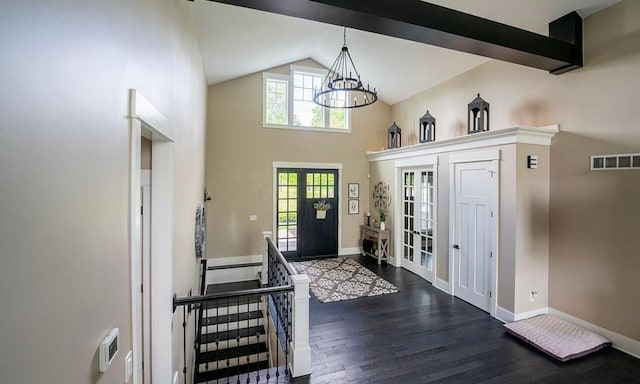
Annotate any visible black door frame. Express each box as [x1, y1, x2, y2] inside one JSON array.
[[273, 162, 343, 259]]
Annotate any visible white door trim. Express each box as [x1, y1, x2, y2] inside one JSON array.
[[129, 89, 173, 384], [272, 162, 343, 255], [140, 170, 151, 384], [449, 150, 500, 318]]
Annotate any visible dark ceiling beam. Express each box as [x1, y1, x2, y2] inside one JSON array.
[[196, 0, 583, 75]]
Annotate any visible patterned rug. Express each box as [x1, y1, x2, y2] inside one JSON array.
[[289, 258, 398, 303]]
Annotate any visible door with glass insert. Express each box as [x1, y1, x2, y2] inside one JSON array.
[[402, 169, 435, 282], [276, 168, 338, 259]]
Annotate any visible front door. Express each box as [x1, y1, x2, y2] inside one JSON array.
[[276, 168, 338, 259], [452, 161, 495, 313], [401, 169, 435, 282]]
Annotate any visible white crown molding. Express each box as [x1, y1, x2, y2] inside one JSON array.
[[368, 125, 559, 163]]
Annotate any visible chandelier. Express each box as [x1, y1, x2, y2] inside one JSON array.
[[313, 28, 378, 109]]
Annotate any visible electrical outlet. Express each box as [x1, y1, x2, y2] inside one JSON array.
[[173, 371, 179, 384], [530, 291, 538, 302], [249, 215, 257, 221]]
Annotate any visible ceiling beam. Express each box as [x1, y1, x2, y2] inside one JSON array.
[[195, 0, 583, 75]]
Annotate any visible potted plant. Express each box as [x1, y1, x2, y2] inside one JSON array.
[[313, 199, 331, 219], [379, 209, 387, 230]]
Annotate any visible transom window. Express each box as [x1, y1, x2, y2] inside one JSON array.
[[263, 65, 349, 132]]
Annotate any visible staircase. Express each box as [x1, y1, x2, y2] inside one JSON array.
[[194, 280, 271, 383]]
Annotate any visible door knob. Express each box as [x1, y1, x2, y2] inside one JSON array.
[[453, 244, 460, 249]]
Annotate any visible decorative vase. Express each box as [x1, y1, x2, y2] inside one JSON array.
[[380, 221, 386, 230], [316, 210, 327, 219]]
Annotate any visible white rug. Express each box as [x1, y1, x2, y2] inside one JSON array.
[[504, 314, 611, 361], [290, 258, 398, 303]]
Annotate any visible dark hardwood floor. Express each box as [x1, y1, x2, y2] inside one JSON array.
[[281, 255, 640, 384]]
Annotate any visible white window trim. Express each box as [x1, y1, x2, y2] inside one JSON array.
[[262, 65, 351, 133]]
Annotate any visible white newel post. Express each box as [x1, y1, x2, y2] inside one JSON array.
[[289, 273, 311, 377], [261, 231, 272, 286]]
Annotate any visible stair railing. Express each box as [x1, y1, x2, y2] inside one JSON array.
[[172, 231, 310, 384]]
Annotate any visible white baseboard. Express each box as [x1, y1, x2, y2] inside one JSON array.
[[434, 278, 451, 294], [548, 308, 640, 359], [514, 307, 549, 321], [495, 306, 515, 323], [205, 255, 262, 285], [339, 247, 362, 256]]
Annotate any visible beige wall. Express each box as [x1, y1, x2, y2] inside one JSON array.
[[389, 0, 640, 341], [0, 1, 206, 383], [206, 59, 391, 258]]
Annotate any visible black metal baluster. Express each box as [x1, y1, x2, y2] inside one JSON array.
[[216, 303, 219, 384], [183, 307, 187, 384], [227, 297, 231, 384], [266, 294, 271, 382], [236, 297, 240, 384]]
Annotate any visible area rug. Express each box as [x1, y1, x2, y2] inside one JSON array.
[[289, 258, 398, 303], [504, 314, 611, 362]]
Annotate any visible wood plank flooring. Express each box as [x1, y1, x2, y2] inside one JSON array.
[[281, 255, 640, 384]]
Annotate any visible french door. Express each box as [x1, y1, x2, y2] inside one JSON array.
[[276, 168, 339, 259], [401, 169, 435, 282]]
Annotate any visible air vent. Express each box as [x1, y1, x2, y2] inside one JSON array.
[[591, 153, 640, 170]]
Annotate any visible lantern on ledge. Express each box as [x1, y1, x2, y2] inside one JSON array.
[[467, 93, 490, 134], [387, 122, 402, 149], [419, 110, 436, 143]]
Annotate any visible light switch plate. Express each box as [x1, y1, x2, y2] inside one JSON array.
[[124, 350, 133, 383], [249, 215, 257, 221]]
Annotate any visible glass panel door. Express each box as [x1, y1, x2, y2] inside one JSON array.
[[402, 169, 435, 282]]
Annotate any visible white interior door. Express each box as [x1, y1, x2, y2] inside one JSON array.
[[140, 170, 152, 384], [401, 169, 435, 282], [452, 161, 495, 313]]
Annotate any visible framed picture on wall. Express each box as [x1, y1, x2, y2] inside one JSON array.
[[348, 183, 359, 198], [348, 199, 359, 215]]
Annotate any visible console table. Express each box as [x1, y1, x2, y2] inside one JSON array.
[[360, 225, 391, 264]]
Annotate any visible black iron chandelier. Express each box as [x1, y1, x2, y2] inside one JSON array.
[[313, 28, 378, 109]]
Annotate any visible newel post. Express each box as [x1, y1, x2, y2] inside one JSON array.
[[289, 274, 311, 377], [261, 231, 272, 286]]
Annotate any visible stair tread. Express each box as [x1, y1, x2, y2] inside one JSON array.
[[197, 342, 269, 363], [200, 325, 266, 344], [203, 310, 263, 326], [195, 360, 270, 383], [204, 295, 262, 309], [205, 280, 261, 294]]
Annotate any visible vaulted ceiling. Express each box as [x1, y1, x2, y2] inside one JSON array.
[[193, 0, 621, 105]]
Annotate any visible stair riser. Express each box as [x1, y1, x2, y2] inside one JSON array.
[[202, 318, 263, 334], [205, 302, 263, 317], [200, 334, 268, 352], [198, 352, 269, 373]]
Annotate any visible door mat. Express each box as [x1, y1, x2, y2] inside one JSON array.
[[290, 258, 398, 303], [504, 314, 611, 362]]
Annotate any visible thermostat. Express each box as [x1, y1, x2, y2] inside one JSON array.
[[99, 328, 120, 373]]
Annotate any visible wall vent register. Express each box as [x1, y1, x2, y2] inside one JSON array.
[[591, 153, 640, 170]]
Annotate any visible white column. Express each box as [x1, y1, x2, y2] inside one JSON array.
[[261, 231, 272, 286], [288, 273, 311, 377]]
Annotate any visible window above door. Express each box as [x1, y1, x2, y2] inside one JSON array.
[[263, 65, 350, 133]]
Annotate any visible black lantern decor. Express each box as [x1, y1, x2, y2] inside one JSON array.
[[419, 110, 436, 143], [467, 93, 490, 134], [388, 122, 402, 149]]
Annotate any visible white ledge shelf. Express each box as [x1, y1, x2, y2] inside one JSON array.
[[367, 125, 559, 162]]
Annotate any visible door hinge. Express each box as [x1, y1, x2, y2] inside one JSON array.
[[140, 206, 143, 215], [490, 211, 493, 218], [490, 251, 493, 258], [489, 291, 492, 298], [141, 284, 143, 293]]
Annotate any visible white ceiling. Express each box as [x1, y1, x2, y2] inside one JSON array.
[[193, 0, 621, 105]]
